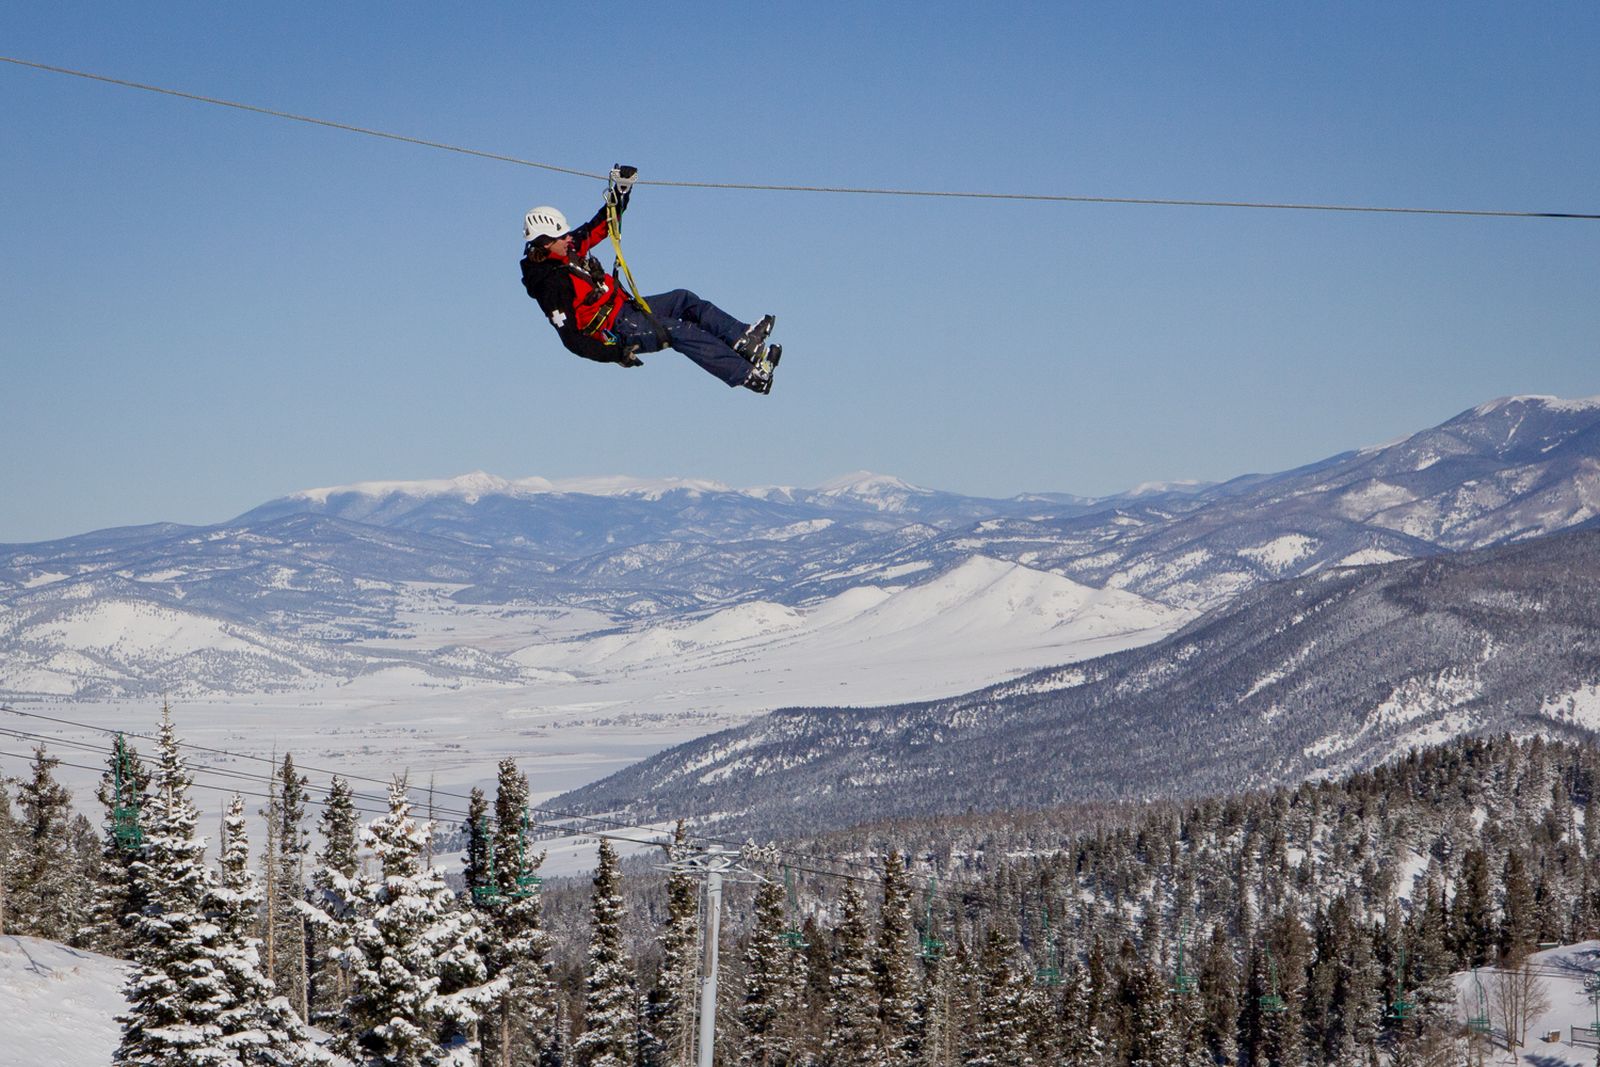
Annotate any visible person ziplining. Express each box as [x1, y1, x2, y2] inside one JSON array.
[[520, 165, 782, 394]]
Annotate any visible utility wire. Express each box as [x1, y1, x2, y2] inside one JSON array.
[[0, 705, 1203, 936], [0, 736, 1207, 948], [0, 706, 1306, 949], [4, 55, 1597, 222]]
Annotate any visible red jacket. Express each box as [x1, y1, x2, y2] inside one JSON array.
[[519, 205, 631, 363]]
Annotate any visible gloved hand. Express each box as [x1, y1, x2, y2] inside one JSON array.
[[609, 164, 637, 192], [618, 345, 644, 368]]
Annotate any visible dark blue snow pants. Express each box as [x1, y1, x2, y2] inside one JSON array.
[[613, 290, 751, 387]]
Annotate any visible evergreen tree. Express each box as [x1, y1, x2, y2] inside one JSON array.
[[1059, 961, 1106, 1067], [9, 744, 81, 940], [115, 708, 232, 1066], [919, 946, 963, 1067], [574, 837, 637, 1067], [0, 780, 16, 934], [1405, 878, 1456, 1024], [821, 882, 883, 1067], [274, 754, 312, 1020], [738, 877, 800, 1067], [1124, 958, 1178, 1067], [213, 792, 331, 1066], [338, 777, 493, 1066], [1451, 849, 1495, 967], [484, 760, 557, 1067], [648, 820, 699, 1067], [304, 775, 359, 1027], [1500, 850, 1537, 964], [1311, 896, 1381, 1067], [85, 736, 152, 955], [1198, 925, 1239, 1067], [874, 851, 918, 1067], [463, 787, 494, 909], [1260, 911, 1310, 1067], [966, 926, 1029, 1067]]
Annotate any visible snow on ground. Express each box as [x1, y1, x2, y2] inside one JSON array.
[[0, 934, 355, 1066], [1237, 534, 1320, 573], [0, 935, 129, 1066], [1456, 942, 1600, 1064], [3, 556, 1192, 855], [1542, 685, 1600, 732]]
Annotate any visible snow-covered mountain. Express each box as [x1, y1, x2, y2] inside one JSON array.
[[4, 394, 1600, 703], [555, 525, 1600, 837]]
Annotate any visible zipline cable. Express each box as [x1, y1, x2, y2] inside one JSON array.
[[4, 54, 1598, 222]]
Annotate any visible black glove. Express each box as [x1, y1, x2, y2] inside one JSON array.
[[607, 164, 636, 214], [618, 345, 644, 368]]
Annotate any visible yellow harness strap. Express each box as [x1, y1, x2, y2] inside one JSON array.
[[606, 196, 651, 314]]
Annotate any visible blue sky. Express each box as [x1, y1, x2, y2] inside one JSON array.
[[2, 2, 1597, 542]]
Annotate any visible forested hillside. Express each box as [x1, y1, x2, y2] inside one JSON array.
[[8, 717, 1590, 1064]]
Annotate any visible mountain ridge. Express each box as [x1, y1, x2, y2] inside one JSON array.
[[5, 394, 1600, 702], [553, 525, 1600, 836]]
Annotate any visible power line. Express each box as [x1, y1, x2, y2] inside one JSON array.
[[0, 726, 1201, 949], [4, 55, 1597, 222], [0, 704, 1197, 943], [0, 709, 1240, 947]]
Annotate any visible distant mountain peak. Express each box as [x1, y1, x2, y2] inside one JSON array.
[[811, 471, 927, 496], [288, 472, 733, 505], [1120, 479, 1213, 498], [1470, 394, 1600, 417]]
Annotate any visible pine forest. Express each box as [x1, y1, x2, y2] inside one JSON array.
[[3, 706, 1599, 1066]]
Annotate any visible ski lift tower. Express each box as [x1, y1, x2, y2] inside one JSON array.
[[662, 844, 764, 1067]]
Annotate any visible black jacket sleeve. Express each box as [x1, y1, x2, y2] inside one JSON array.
[[520, 257, 624, 363]]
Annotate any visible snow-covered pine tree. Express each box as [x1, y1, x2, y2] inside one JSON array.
[[338, 776, 494, 1066], [738, 876, 800, 1067], [115, 707, 232, 1066], [213, 792, 333, 1066], [1123, 958, 1178, 1067], [1500, 849, 1537, 964], [821, 881, 884, 1066], [8, 744, 82, 940], [874, 850, 917, 1067], [1059, 961, 1105, 1067], [0, 779, 16, 933], [1450, 848, 1495, 969], [918, 946, 963, 1067], [648, 820, 699, 1067], [966, 926, 1030, 1067], [1197, 925, 1238, 1067], [84, 736, 152, 954], [463, 787, 494, 908], [484, 759, 557, 1067], [303, 775, 359, 1027], [1407, 875, 1457, 1024], [574, 837, 637, 1067], [274, 754, 313, 1021]]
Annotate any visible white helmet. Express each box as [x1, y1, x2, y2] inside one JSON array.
[[523, 206, 569, 244]]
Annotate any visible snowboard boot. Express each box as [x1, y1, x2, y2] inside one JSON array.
[[754, 343, 782, 376], [741, 366, 773, 394], [734, 314, 776, 361]]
